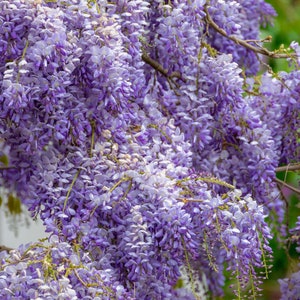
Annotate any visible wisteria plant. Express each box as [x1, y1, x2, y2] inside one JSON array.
[[0, 0, 299, 299]]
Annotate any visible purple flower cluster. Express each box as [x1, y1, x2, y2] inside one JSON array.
[[279, 270, 300, 300], [0, 235, 133, 299], [177, 173, 272, 297], [0, 0, 299, 299]]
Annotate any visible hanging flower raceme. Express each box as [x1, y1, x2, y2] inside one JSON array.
[[0, 0, 299, 299]]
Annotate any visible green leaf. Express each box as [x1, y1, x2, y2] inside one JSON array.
[[7, 194, 22, 215], [0, 154, 9, 166], [173, 278, 184, 289]]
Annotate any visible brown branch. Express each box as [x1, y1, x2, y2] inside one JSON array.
[[141, 51, 186, 96], [0, 166, 16, 170], [0, 245, 13, 252], [177, 197, 205, 203], [204, 3, 298, 59], [142, 52, 169, 78], [142, 52, 186, 81], [276, 164, 300, 172], [74, 269, 88, 286], [275, 178, 300, 195]]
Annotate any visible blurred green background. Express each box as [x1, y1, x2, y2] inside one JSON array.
[[262, 0, 300, 72]]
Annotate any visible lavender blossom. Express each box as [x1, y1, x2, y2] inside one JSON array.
[[0, 0, 299, 299]]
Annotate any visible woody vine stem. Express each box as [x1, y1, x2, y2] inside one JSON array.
[[204, 1, 297, 60]]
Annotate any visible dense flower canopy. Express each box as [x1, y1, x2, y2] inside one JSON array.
[[0, 0, 299, 299]]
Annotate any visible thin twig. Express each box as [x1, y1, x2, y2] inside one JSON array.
[[74, 269, 88, 286], [276, 164, 300, 172], [204, 3, 297, 59], [0, 166, 16, 170], [141, 51, 186, 95], [142, 52, 185, 82], [275, 178, 300, 194], [141, 52, 169, 78], [177, 197, 205, 203], [0, 245, 13, 252], [63, 169, 81, 212]]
